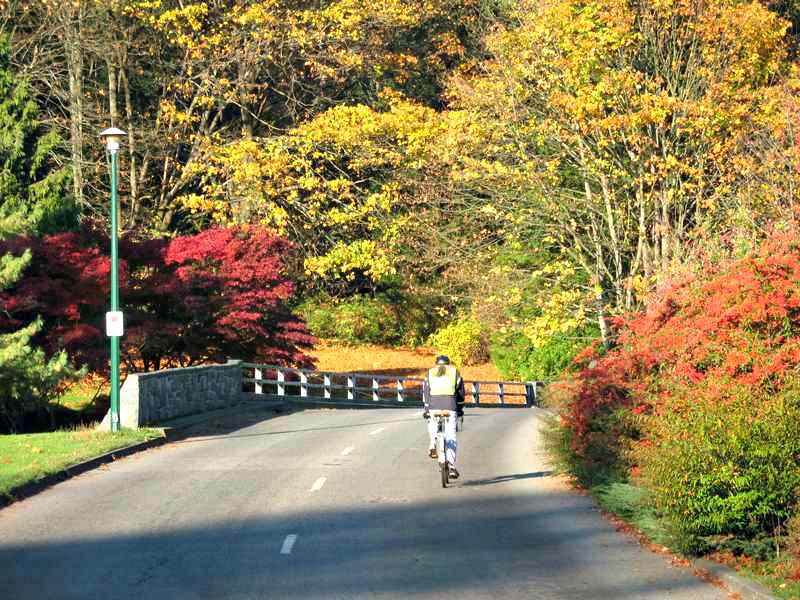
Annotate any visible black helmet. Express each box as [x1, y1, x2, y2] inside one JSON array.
[[435, 355, 450, 365]]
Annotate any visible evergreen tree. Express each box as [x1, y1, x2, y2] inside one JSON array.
[[0, 39, 80, 432], [0, 36, 76, 235]]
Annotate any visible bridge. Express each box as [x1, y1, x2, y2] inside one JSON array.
[[244, 363, 542, 408], [1, 362, 729, 599]]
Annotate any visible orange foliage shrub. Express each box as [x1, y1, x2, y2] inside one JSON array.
[[555, 233, 800, 552]]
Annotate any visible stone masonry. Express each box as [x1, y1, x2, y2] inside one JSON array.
[[99, 360, 243, 429]]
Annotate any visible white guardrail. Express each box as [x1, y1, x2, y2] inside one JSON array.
[[242, 364, 543, 408]]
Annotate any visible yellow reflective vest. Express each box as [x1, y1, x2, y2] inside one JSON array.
[[427, 365, 458, 396]]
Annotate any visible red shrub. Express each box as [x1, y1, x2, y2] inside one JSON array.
[[560, 233, 800, 472], [0, 225, 314, 374]]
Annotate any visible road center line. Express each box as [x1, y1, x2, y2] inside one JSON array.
[[310, 477, 327, 492], [341, 446, 355, 456], [369, 427, 385, 436], [280, 534, 298, 555]]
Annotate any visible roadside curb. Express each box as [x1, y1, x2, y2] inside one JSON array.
[[692, 558, 777, 600], [0, 400, 288, 509]]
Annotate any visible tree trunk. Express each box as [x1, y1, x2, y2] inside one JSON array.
[[106, 58, 118, 125], [600, 174, 623, 309], [63, 3, 84, 206], [106, 57, 123, 224], [121, 68, 139, 227], [594, 275, 610, 348], [660, 188, 670, 271]]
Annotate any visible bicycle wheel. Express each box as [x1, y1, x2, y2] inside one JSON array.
[[441, 460, 449, 488]]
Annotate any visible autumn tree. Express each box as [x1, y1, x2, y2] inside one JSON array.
[[448, 0, 799, 343], [0, 225, 314, 374], [184, 96, 444, 292], [3, 0, 501, 232]]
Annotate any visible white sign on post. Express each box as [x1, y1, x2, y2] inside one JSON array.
[[106, 311, 124, 337]]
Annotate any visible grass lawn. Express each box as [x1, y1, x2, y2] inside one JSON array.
[[0, 427, 164, 499]]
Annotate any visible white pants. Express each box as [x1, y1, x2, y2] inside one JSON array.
[[427, 413, 457, 467]]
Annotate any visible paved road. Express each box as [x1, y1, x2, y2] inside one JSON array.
[[1, 407, 727, 599]]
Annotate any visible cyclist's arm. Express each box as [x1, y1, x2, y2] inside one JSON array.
[[455, 375, 465, 413]]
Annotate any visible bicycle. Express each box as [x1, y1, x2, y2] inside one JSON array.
[[431, 410, 463, 488]]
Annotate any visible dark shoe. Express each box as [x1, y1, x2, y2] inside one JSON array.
[[429, 448, 437, 459], [449, 467, 460, 479]]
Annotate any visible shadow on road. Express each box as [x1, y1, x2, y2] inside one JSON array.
[[0, 490, 719, 600], [174, 407, 487, 443], [177, 416, 422, 443], [461, 471, 554, 487]]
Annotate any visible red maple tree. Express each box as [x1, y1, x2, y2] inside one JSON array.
[[0, 225, 314, 375]]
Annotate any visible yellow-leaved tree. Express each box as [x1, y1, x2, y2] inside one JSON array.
[[447, 0, 800, 344], [182, 95, 445, 291]]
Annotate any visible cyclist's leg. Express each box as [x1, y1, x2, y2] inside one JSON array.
[[444, 413, 457, 467], [426, 415, 438, 454]]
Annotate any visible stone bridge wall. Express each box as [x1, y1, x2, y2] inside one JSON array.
[[100, 360, 243, 429]]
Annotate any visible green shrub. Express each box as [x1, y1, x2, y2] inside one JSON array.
[[490, 326, 598, 381], [299, 293, 438, 346], [637, 385, 800, 556], [428, 318, 489, 366], [334, 297, 397, 344]]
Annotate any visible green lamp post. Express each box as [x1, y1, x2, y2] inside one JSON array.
[[100, 127, 127, 432]]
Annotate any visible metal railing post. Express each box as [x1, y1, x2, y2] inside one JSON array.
[[372, 378, 379, 401], [254, 367, 262, 395], [347, 375, 355, 400], [277, 369, 285, 396], [473, 381, 480, 405], [499, 382, 505, 405], [300, 371, 308, 397], [324, 373, 331, 399], [397, 379, 404, 402]]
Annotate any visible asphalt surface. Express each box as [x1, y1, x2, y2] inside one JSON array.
[[0, 406, 728, 599]]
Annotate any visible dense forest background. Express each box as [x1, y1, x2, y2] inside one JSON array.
[[5, 0, 800, 395]]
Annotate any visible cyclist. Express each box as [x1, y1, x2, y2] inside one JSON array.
[[422, 355, 465, 479]]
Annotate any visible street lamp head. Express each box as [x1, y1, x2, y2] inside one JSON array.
[[99, 127, 127, 153]]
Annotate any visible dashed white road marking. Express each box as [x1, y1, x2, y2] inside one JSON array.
[[280, 534, 298, 555], [341, 446, 355, 456], [310, 477, 327, 492], [369, 427, 385, 436]]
